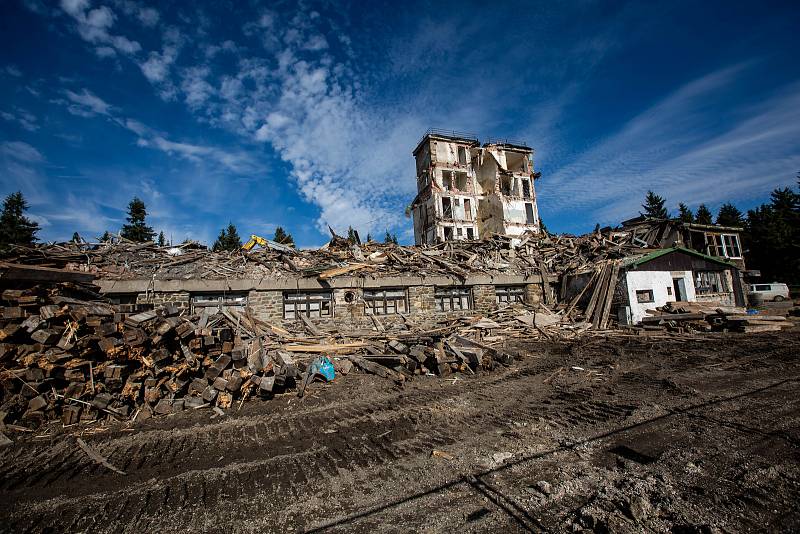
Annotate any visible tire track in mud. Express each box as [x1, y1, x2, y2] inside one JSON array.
[[0, 359, 648, 531], [0, 364, 648, 529]]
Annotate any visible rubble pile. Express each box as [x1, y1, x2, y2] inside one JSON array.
[[2, 227, 647, 284], [0, 272, 546, 431]]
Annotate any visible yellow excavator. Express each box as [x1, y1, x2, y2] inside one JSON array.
[[241, 234, 295, 253]]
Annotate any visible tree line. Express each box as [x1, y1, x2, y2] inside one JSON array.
[[0, 192, 401, 253], [0, 193, 299, 252], [640, 177, 800, 284]]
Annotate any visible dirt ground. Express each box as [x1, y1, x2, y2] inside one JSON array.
[[1, 328, 799, 533]]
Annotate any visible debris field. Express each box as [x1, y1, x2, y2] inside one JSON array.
[[0, 231, 797, 533]]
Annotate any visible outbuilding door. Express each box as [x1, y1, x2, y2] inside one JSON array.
[[672, 278, 686, 301]]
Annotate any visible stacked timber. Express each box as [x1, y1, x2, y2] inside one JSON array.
[[641, 301, 791, 333]]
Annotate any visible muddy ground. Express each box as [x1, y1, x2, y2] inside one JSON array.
[[1, 329, 799, 533]]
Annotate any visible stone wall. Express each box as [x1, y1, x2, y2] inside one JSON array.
[[134, 280, 547, 328], [247, 290, 283, 322], [136, 291, 190, 309], [524, 283, 543, 306], [473, 284, 496, 313]]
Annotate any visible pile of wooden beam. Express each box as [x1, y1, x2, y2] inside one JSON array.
[[0, 264, 526, 432], [641, 301, 792, 333], [560, 259, 621, 329]]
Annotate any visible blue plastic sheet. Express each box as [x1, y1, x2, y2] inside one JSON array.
[[309, 356, 335, 381]]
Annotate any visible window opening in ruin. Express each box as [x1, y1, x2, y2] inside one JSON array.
[[695, 271, 727, 294], [191, 293, 248, 314], [704, 233, 741, 258], [107, 294, 137, 305], [435, 287, 472, 311], [442, 197, 453, 218], [283, 291, 332, 319], [343, 291, 356, 303], [525, 203, 535, 224], [364, 288, 408, 315], [635, 289, 654, 303], [522, 178, 531, 198], [505, 151, 527, 172], [455, 171, 468, 191], [501, 176, 512, 195], [442, 171, 453, 190], [464, 198, 472, 220], [458, 146, 467, 165], [495, 286, 524, 305], [466, 227, 474, 239], [456, 228, 463, 237], [444, 227, 454, 240]]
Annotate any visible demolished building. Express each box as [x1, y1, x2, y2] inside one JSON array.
[[619, 216, 747, 270], [409, 129, 542, 245]]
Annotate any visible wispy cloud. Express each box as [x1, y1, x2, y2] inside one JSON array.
[[63, 88, 112, 116], [4, 65, 22, 77], [0, 107, 39, 131], [0, 141, 44, 163], [540, 63, 800, 228], [59, 0, 142, 56]]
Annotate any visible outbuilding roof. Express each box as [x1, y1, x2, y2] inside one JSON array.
[[621, 246, 738, 269]]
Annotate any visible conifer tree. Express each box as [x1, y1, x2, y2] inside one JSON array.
[[716, 203, 744, 227], [641, 190, 668, 219], [678, 203, 694, 223], [212, 223, 242, 251], [158, 231, 166, 247], [120, 197, 155, 242], [695, 204, 713, 225], [273, 227, 294, 246], [0, 191, 40, 247]]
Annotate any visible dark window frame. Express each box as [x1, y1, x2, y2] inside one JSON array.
[[495, 285, 525, 305], [363, 288, 408, 316], [191, 293, 248, 313], [635, 289, 654, 303], [283, 291, 333, 319], [434, 286, 472, 311]]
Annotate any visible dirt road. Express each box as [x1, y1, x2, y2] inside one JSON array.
[[2, 330, 799, 533]]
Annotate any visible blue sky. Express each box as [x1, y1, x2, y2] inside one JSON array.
[[1, 0, 798, 246]]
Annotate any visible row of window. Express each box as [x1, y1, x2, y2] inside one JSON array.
[[175, 286, 527, 319], [285, 286, 525, 318]]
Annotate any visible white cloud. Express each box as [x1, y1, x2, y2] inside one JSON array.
[[64, 88, 112, 116], [1, 108, 39, 131], [5, 65, 22, 77], [59, 0, 142, 55], [138, 27, 184, 98], [181, 66, 214, 108], [137, 6, 159, 27], [0, 141, 44, 163], [94, 46, 116, 58]]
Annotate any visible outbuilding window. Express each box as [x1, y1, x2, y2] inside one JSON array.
[[635, 289, 654, 303], [364, 288, 408, 315], [191, 293, 248, 313], [695, 271, 728, 294], [495, 285, 524, 305], [283, 291, 332, 319], [435, 287, 472, 311]]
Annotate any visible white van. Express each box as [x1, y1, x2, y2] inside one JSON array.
[[747, 283, 790, 303]]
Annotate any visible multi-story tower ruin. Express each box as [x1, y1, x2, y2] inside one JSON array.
[[410, 129, 541, 245]]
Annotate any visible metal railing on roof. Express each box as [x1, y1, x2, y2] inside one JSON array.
[[482, 136, 530, 148], [417, 128, 479, 149]]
